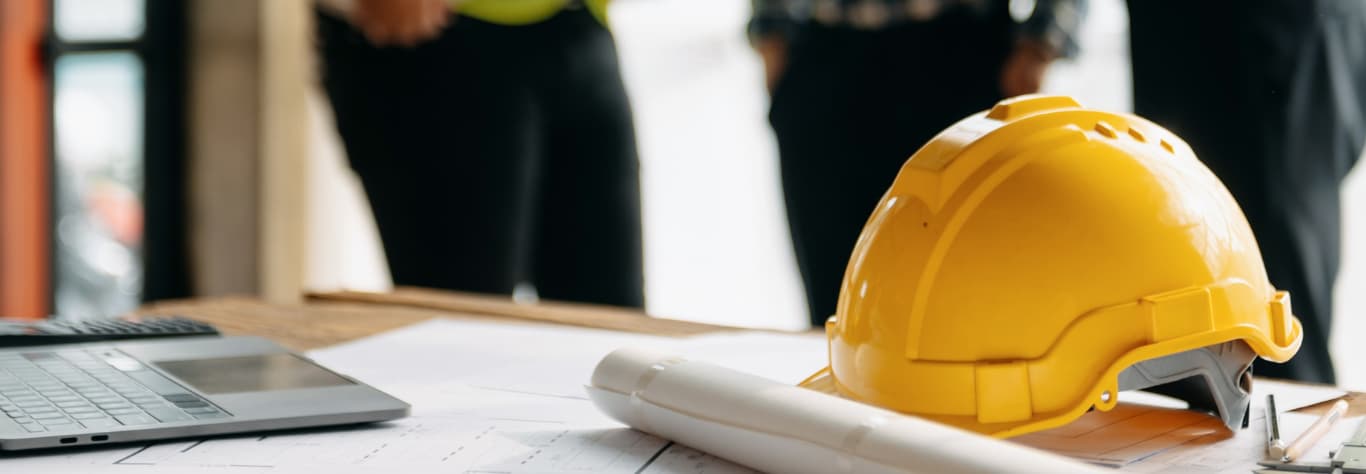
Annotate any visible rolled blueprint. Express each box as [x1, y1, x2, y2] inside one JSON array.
[[586, 348, 1106, 474]]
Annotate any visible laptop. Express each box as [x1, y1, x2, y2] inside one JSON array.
[[0, 336, 409, 451]]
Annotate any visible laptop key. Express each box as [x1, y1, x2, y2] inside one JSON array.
[[18, 422, 44, 433], [192, 411, 229, 420], [97, 402, 132, 410], [79, 417, 120, 429], [145, 407, 192, 423], [37, 417, 73, 426], [174, 401, 208, 409], [125, 371, 189, 396], [62, 406, 98, 414], [29, 412, 65, 420], [106, 408, 142, 415], [70, 412, 107, 420], [183, 407, 217, 415], [114, 414, 155, 426], [163, 394, 200, 403]]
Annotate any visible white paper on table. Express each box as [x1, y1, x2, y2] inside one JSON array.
[[1013, 377, 1351, 468], [0, 386, 739, 473], [0, 319, 767, 473], [0, 317, 1349, 473], [671, 331, 828, 385], [1248, 380, 1349, 421], [1123, 413, 1364, 473], [305, 319, 827, 402], [587, 347, 1109, 474]]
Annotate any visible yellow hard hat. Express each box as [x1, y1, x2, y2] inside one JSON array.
[[799, 95, 1302, 438]]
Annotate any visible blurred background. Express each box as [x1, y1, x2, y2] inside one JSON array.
[[1, 0, 1363, 387]]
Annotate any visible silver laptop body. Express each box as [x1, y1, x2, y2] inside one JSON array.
[[0, 336, 409, 451]]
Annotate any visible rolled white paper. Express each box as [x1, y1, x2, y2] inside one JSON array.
[[587, 347, 1106, 474]]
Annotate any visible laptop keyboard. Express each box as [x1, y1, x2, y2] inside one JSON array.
[[0, 351, 229, 434]]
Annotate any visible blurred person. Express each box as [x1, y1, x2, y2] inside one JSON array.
[[1128, 0, 1366, 383], [316, 0, 644, 308], [751, 0, 1085, 326]]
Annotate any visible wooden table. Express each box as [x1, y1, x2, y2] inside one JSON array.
[[135, 287, 1364, 418], [135, 287, 742, 351]]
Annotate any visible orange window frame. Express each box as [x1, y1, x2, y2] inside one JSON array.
[[0, 0, 50, 319]]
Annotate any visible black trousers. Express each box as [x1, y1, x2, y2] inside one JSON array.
[[1129, 0, 1366, 383], [770, 9, 1014, 326], [317, 10, 645, 308]]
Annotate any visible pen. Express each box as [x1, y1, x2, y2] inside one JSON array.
[[1267, 394, 1286, 459], [1282, 399, 1350, 462]]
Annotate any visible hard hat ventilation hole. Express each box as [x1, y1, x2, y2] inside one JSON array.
[[1093, 121, 1118, 138], [1159, 139, 1175, 154], [1126, 127, 1147, 142]]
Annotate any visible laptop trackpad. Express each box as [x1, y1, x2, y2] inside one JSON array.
[[153, 353, 355, 395]]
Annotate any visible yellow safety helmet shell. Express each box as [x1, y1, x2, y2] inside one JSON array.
[[805, 95, 1302, 438]]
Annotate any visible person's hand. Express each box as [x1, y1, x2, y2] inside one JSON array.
[[1000, 39, 1056, 97], [352, 0, 450, 47], [753, 35, 789, 94]]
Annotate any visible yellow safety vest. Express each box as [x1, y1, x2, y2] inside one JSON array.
[[459, 0, 610, 26]]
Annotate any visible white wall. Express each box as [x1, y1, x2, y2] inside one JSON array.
[[304, 89, 391, 294], [611, 0, 806, 330], [1335, 166, 1366, 391]]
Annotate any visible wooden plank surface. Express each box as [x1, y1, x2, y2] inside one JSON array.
[[135, 289, 743, 351], [310, 286, 745, 337], [135, 297, 441, 351]]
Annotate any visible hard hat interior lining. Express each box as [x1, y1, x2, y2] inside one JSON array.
[[1117, 340, 1257, 431]]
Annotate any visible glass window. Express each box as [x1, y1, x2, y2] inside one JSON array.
[[52, 52, 145, 318], [54, 0, 146, 42]]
